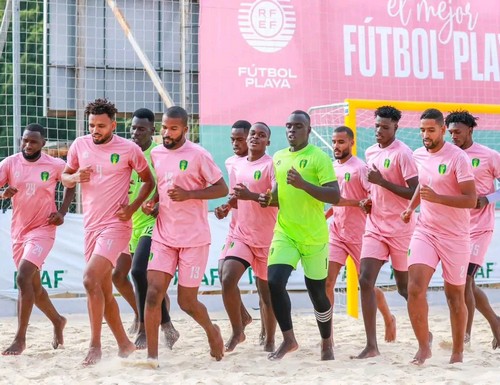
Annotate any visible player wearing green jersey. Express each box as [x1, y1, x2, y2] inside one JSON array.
[[112, 108, 178, 349], [259, 110, 340, 361]]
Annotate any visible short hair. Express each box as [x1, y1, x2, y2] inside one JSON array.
[[333, 125, 354, 139], [374, 106, 402, 122], [253, 121, 271, 138], [85, 98, 118, 120], [165, 106, 188, 126], [132, 108, 155, 123], [231, 120, 251, 132], [444, 110, 478, 129], [420, 108, 444, 125], [290, 110, 311, 125], [24, 123, 46, 138]]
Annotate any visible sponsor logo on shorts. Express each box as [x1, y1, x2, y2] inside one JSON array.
[[299, 159, 308, 169], [179, 160, 188, 171], [383, 158, 391, 168], [40, 171, 49, 181], [149, 253, 154, 261], [254, 170, 262, 180], [438, 164, 447, 174], [471, 158, 480, 168], [344, 172, 351, 182], [110, 153, 120, 164]]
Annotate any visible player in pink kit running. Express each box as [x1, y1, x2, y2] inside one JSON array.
[[143, 106, 228, 365], [446, 110, 500, 347], [356, 106, 418, 359], [402, 108, 476, 365], [221, 122, 277, 353], [62, 99, 155, 366], [0, 124, 74, 356], [325, 126, 395, 342]]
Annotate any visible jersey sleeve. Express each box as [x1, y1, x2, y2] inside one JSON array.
[[455, 151, 475, 183], [54, 158, 66, 181], [316, 150, 336, 185], [491, 149, 500, 179], [128, 143, 149, 174], [0, 157, 11, 186], [200, 150, 223, 185], [399, 147, 418, 181], [360, 162, 371, 195], [66, 140, 80, 171]]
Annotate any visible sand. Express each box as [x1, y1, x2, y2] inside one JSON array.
[[1, 303, 499, 385]]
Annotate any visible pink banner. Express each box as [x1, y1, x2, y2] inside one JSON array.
[[200, 0, 500, 126]]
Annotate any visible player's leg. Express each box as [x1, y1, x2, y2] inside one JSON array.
[[472, 279, 500, 349], [444, 280, 467, 364], [464, 264, 479, 343], [112, 252, 139, 334], [221, 256, 249, 352]]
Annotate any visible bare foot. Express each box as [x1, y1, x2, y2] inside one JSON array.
[[225, 332, 246, 352], [208, 324, 224, 361], [449, 352, 463, 364], [52, 316, 66, 349], [410, 332, 433, 366], [351, 345, 380, 359], [384, 315, 396, 342], [134, 330, 147, 350], [82, 346, 102, 366], [259, 330, 266, 346], [263, 338, 275, 353], [161, 322, 180, 350], [118, 341, 136, 359], [268, 339, 298, 361], [321, 337, 334, 361], [491, 316, 500, 350], [242, 313, 253, 329], [128, 317, 140, 335], [2, 338, 26, 356]]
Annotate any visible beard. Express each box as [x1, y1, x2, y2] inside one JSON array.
[[22, 149, 42, 160], [163, 136, 184, 149], [334, 149, 350, 160]]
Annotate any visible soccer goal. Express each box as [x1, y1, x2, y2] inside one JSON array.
[[308, 99, 500, 318]]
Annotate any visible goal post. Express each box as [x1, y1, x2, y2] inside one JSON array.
[[309, 99, 500, 319]]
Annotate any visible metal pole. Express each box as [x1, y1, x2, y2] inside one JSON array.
[[0, 0, 12, 59], [180, 0, 187, 109], [75, 0, 87, 213], [12, 0, 21, 154], [42, 0, 48, 116]]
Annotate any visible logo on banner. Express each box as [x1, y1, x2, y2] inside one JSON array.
[[238, 0, 296, 53]]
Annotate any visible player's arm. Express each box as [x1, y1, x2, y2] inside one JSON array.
[[61, 165, 93, 188], [233, 183, 260, 202], [401, 184, 421, 223], [168, 177, 228, 201], [368, 164, 418, 200], [258, 182, 278, 207], [335, 197, 363, 207], [128, 167, 155, 213], [287, 167, 340, 204], [0, 186, 18, 199], [420, 180, 476, 208], [477, 178, 500, 208]]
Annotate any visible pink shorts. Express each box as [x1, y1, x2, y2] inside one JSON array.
[[360, 231, 410, 272], [12, 237, 55, 269], [224, 238, 269, 280], [408, 229, 470, 286], [149, 241, 210, 288], [328, 240, 361, 274], [469, 230, 494, 266], [84, 226, 132, 267]]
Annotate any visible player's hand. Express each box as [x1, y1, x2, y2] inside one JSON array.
[[167, 185, 191, 202], [0, 186, 18, 199], [367, 164, 384, 185], [258, 189, 272, 208], [115, 203, 135, 221], [72, 165, 93, 183], [359, 198, 372, 214], [214, 203, 231, 219], [286, 167, 306, 189], [150, 203, 159, 218], [233, 183, 254, 200], [400, 208, 413, 223], [142, 199, 156, 215], [476, 196, 489, 209], [47, 211, 64, 226], [420, 185, 439, 203]]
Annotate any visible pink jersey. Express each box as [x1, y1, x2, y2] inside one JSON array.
[[66, 134, 148, 231], [152, 140, 223, 247], [465, 142, 500, 233], [225, 155, 245, 236], [0, 152, 65, 243], [365, 139, 418, 237], [413, 142, 475, 239], [231, 154, 277, 248], [329, 156, 370, 244]]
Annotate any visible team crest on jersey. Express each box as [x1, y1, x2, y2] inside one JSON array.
[[40, 171, 49, 181], [471, 158, 480, 168], [110, 153, 120, 164], [344, 172, 351, 182], [383, 158, 391, 168], [276, 160, 281, 166], [438, 164, 447, 175], [299, 159, 308, 169], [179, 160, 188, 171], [254, 170, 262, 180]]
